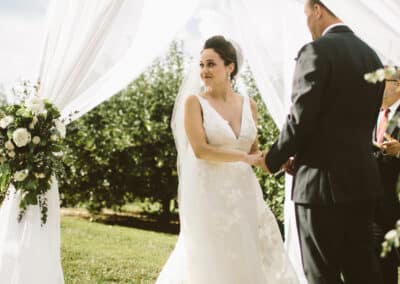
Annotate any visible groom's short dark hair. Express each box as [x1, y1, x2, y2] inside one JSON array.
[[309, 0, 337, 17]]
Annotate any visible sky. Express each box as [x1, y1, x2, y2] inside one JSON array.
[[0, 0, 49, 86], [0, 0, 200, 90]]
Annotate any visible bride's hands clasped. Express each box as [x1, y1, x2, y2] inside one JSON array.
[[242, 151, 264, 166]]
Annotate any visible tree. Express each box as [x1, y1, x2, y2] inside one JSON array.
[[60, 41, 185, 222]]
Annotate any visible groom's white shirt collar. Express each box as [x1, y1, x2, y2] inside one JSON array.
[[387, 98, 400, 121], [376, 98, 400, 132], [322, 23, 347, 36]]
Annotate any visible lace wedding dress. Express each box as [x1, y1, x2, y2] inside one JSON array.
[[156, 94, 299, 284]]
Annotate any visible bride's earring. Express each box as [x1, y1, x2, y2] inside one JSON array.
[[231, 78, 236, 88], [200, 81, 206, 93]]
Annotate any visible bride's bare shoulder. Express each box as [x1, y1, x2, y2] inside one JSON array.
[[185, 95, 202, 110]]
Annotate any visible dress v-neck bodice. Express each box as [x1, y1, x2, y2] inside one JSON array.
[[195, 94, 257, 153]]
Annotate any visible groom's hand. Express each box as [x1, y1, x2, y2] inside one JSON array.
[[282, 157, 295, 176]]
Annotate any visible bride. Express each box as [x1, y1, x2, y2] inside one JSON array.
[[156, 35, 299, 284]]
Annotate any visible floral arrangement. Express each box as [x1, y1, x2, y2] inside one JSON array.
[[364, 66, 398, 85], [381, 220, 400, 258], [0, 81, 66, 225]]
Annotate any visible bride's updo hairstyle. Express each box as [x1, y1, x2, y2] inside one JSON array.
[[203, 35, 238, 81]]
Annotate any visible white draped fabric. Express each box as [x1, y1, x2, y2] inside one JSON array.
[[0, 1, 200, 283], [1, 0, 400, 283]]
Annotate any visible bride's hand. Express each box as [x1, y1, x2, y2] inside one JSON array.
[[243, 152, 263, 166]]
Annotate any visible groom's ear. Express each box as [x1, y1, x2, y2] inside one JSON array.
[[313, 3, 323, 19]]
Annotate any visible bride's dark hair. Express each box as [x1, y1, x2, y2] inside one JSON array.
[[203, 35, 238, 80]]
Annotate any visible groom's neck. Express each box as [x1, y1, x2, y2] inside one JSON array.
[[318, 18, 343, 38]]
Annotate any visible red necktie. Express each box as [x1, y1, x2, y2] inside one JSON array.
[[377, 108, 390, 144]]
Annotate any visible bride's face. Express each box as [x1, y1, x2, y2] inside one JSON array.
[[200, 48, 232, 88]]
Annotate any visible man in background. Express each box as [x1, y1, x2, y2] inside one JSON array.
[[373, 67, 400, 284]]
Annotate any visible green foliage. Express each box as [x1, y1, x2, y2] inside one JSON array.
[[240, 68, 285, 226], [60, 42, 185, 219]]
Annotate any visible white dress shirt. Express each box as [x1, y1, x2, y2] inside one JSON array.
[[322, 23, 347, 36], [377, 98, 400, 131]]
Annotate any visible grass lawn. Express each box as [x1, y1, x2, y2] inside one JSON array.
[[61, 216, 177, 284]]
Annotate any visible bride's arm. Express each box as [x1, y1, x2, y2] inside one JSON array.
[[184, 95, 261, 165], [248, 97, 272, 173]]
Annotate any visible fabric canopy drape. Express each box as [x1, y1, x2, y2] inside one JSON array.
[[1, 0, 400, 283], [0, 1, 200, 283]]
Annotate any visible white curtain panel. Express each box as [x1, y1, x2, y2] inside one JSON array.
[[61, 0, 201, 121], [0, 0, 201, 282], [324, 0, 400, 64], [38, 0, 126, 109], [0, 1, 126, 283]]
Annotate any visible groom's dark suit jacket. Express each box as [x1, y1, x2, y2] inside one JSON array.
[[266, 26, 385, 205]]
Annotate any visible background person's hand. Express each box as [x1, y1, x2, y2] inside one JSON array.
[[381, 139, 400, 157]]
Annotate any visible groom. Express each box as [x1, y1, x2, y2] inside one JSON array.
[[261, 1, 385, 283]]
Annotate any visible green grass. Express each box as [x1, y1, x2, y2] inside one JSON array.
[[61, 216, 177, 284]]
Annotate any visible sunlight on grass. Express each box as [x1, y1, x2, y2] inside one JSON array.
[[61, 216, 177, 284]]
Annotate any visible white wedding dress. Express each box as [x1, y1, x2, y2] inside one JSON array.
[[156, 94, 299, 284]]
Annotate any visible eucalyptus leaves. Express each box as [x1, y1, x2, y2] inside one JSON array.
[[0, 82, 66, 225]]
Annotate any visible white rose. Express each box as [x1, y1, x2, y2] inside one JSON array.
[[386, 66, 397, 77], [54, 119, 66, 138], [385, 229, 398, 241], [25, 96, 45, 114], [0, 116, 14, 129], [364, 73, 373, 83], [50, 134, 58, 141], [8, 151, 15, 158], [13, 169, 29, 182], [12, 128, 31, 147], [376, 68, 386, 82], [5, 140, 14, 150], [32, 136, 41, 144]]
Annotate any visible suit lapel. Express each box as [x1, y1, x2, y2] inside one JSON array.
[[372, 126, 377, 143]]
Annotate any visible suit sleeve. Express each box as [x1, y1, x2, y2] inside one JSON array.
[[266, 43, 329, 173]]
